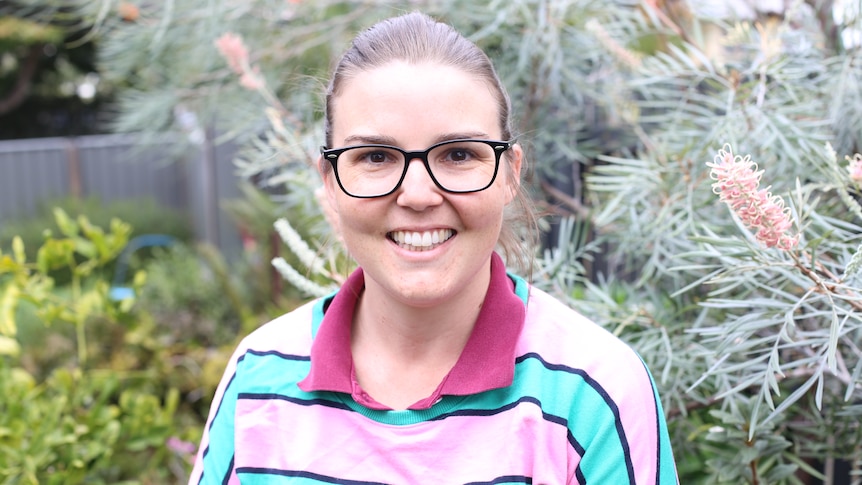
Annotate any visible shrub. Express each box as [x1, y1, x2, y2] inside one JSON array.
[[0, 209, 200, 483]]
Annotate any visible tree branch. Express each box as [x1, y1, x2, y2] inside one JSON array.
[[0, 44, 43, 115]]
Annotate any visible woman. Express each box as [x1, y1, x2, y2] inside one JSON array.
[[190, 12, 678, 484]]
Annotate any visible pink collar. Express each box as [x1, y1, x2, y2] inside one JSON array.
[[297, 252, 526, 410]]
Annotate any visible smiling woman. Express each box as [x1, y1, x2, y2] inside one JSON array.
[[190, 11, 679, 485]]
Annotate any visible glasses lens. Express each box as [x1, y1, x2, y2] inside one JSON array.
[[427, 140, 499, 192], [336, 146, 405, 197]]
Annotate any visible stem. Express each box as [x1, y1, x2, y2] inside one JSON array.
[[750, 458, 759, 485], [791, 252, 862, 312], [851, 443, 862, 485], [825, 434, 836, 485], [71, 271, 87, 366]]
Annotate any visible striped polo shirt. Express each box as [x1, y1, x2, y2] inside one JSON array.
[[190, 253, 678, 484]]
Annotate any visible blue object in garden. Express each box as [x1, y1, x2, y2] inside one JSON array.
[[109, 234, 177, 301]]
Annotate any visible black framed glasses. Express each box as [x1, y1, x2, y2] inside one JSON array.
[[320, 139, 513, 198]]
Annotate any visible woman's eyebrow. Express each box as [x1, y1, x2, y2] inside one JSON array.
[[341, 132, 494, 147], [341, 134, 399, 146], [431, 132, 493, 144]]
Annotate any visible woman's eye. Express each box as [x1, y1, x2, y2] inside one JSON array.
[[359, 150, 395, 164], [368, 152, 388, 163], [450, 149, 469, 161]]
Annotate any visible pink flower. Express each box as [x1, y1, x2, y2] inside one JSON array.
[[166, 436, 197, 456], [239, 69, 265, 91], [847, 154, 862, 183], [215, 32, 249, 74], [707, 144, 799, 250], [215, 32, 265, 92]]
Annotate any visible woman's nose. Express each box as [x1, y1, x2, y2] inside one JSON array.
[[395, 158, 444, 209]]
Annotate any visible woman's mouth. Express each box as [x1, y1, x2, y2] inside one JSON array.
[[388, 229, 455, 251]]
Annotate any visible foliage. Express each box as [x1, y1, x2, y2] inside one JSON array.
[[0, 210, 208, 483], [0, 195, 193, 266], [0, 1, 112, 138], [48, 0, 862, 483]]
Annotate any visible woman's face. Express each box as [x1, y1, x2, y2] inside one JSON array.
[[322, 60, 522, 308]]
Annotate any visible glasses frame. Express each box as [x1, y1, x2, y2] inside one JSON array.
[[320, 138, 513, 198]]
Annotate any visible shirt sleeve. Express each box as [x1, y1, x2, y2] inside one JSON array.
[[188, 348, 245, 485]]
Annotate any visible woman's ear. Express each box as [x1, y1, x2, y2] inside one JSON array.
[[317, 157, 342, 238], [505, 143, 524, 204], [318, 156, 337, 205]]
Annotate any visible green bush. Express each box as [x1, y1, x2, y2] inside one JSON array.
[[136, 244, 241, 347], [0, 209, 202, 484]]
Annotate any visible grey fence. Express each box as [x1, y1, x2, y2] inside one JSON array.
[[0, 133, 243, 259]]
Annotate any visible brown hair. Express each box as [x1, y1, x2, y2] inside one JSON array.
[[323, 11, 537, 273]]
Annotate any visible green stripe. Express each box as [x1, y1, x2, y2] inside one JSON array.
[[508, 272, 530, 304], [310, 295, 330, 339], [199, 370, 240, 481]]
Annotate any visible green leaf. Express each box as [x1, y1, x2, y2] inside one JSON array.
[[73, 238, 97, 260], [0, 335, 20, 356], [36, 239, 76, 273], [52, 208, 79, 238], [12, 237, 26, 264], [0, 254, 19, 275], [78, 216, 109, 260], [0, 285, 20, 337], [75, 290, 103, 320]]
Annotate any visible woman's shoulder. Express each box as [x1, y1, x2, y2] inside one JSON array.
[[519, 285, 644, 372], [234, 297, 324, 357]]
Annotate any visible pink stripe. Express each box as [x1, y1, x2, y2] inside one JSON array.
[[233, 398, 578, 483], [520, 287, 661, 484]]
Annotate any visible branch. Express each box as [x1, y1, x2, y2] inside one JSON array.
[[540, 180, 590, 220], [0, 45, 43, 115], [804, 0, 839, 54], [792, 252, 862, 313]]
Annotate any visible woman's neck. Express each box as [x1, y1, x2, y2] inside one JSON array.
[[349, 261, 492, 409]]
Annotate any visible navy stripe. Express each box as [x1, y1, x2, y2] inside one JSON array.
[[208, 354, 245, 432], [643, 360, 662, 484], [221, 455, 234, 485], [575, 464, 586, 485], [516, 352, 636, 485], [246, 348, 311, 361], [236, 467, 389, 485], [238, 392, 354, 411], [463, 475, 533, 484], [199, 360, 241, 465], [430, 396, 561, 423]]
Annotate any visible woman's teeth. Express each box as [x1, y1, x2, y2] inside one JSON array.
[[390, 229, 454, 251]]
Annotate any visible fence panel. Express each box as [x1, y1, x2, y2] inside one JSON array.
[[0, 137, 71, 221], [76, 135, 188, 210], [0, 134, 242, 259]]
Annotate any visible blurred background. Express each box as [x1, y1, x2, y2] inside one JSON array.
[[1, 0, 862, 483]]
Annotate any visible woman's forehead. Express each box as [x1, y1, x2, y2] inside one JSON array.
[[330, 62, 502, 143]]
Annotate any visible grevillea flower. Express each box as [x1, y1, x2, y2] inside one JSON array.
[[215, 32, 248, 74], [215, 32, 264, 91], [847, 154, 862, 183], [707, 144, 799, 250]]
